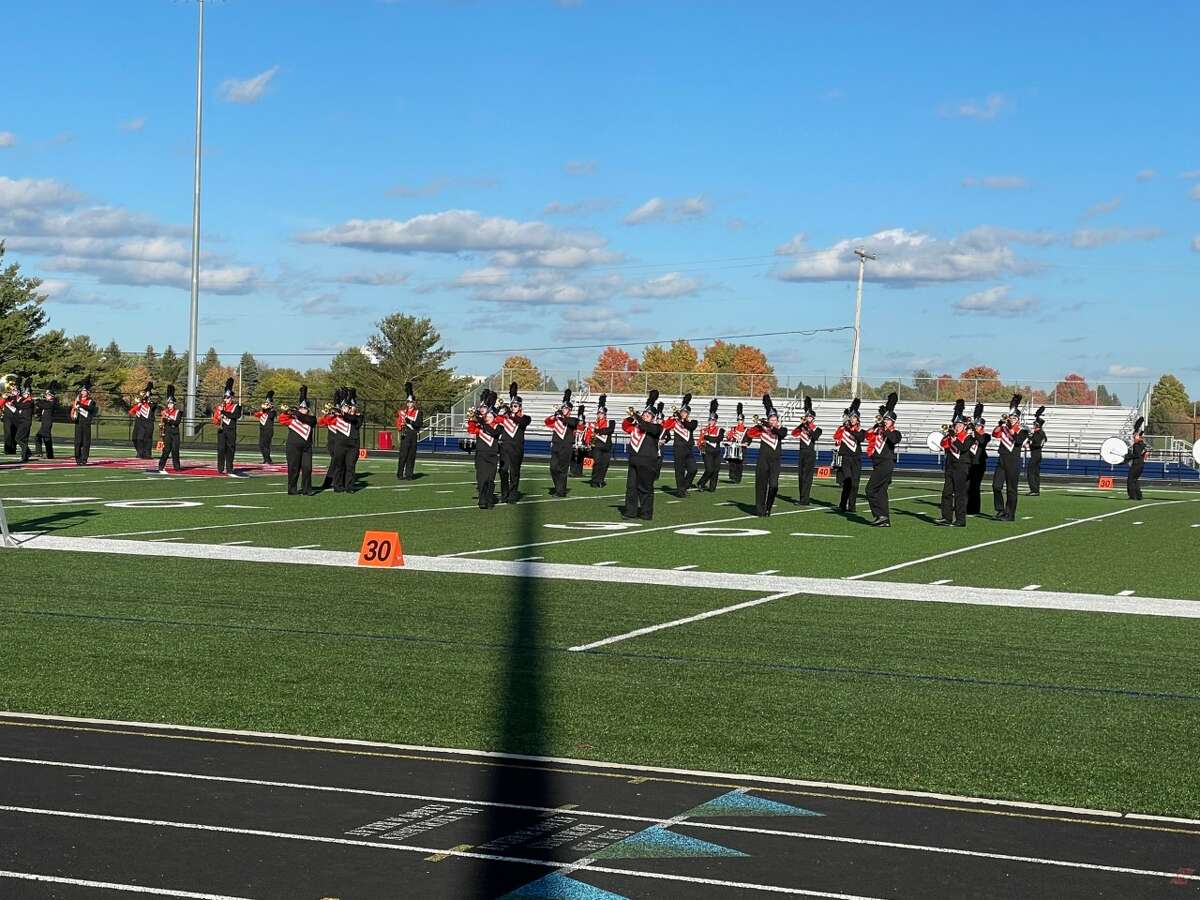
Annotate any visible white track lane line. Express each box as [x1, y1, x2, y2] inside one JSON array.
[[0, 871, 250, 900], [0, 805, 889, 899], [846, 500, 1192, 581]]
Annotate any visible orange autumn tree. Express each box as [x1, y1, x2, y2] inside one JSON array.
[[731, 344, 777, 395], [587, 346, 640, 393], [500, 354, 544, 390]]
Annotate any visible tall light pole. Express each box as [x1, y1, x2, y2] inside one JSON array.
[[849, 247, 875, 398], [185, 0, 205, 434]]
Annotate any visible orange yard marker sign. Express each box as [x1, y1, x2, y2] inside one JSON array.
[[155, 441, 164, 451], [817, 466, 832, 479], [358, 448, 368, 460], [1097, 476, 1114, 489], [358, 531, 403, 567]]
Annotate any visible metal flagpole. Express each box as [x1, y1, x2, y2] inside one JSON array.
[[185, 0, 205, 436], [849, 247, 875, 397]]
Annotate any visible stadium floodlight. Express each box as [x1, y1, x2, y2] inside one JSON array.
[[850, 247, 875, 398], [185, 0, 205, 435]]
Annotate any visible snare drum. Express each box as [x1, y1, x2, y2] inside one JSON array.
[[724, 441, 744, 460]]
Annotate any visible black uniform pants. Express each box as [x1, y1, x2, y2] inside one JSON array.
[[158, 433, 181, 471], [15, 423, 31, 462], [286, 443, 313, 494], [336, 443, 359, 492], [754, 453, 780, 516], [866, 460, 894, 521], [797, 451, 817, 503], [624, 459, 656, 519], [837, 457, 861, 512], [993, 457, 1020, 518], [549, 444, 571, 496], [500, 447, 524, 501], [323, 438, 343, 488], [74, 428, 91, 465], [697, 447, 720, 491], [37, 432, 54, 459], [966, 464, 986, 514], [1127, 460, 1144, 500], [259, 427, 274, 463], [1027, 456, 1041, 494], [476, 453, 498, 508], [589, 446, 611, 486], [941, 465, 968, 525], [4, 421, 15, 455], [727, 456, 744, 483], [133, 424, 152, 459], [397, 432, 417, 479], [215, 430, 236, 473], [674, 449, 697, 495]]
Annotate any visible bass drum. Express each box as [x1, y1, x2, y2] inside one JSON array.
[[1192, 439, 1200, 466], [1100, 436, 1128, 466], [925, 431, 944, 453]]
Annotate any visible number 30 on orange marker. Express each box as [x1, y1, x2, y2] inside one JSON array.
[[358, 531, 403, 567]]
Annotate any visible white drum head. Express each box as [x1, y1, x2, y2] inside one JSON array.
[[1191, 439, 1200, 466], [1100, 436, 1128, 466], [926, 431, 943, 453]]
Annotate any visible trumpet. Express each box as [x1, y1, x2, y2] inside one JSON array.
[[940, 423, 951, 434], [627, 405, 638, 417]]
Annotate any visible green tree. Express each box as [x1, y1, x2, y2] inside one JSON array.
[[500, 354, 544, 391], [197, 347, 221, 385], [0, 243, 51, 375], [1096, 384, 1122, 407], [238, 352, 260, 399], [158, 345, 185, 387], [143, 344, 158, 373], [257, 368, 305, 407], [96, 340, 129, 410], [363, 314, 471, 418], [1149, 373, 1191, 439]]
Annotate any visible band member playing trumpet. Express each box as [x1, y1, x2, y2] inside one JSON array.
[[790, 396, 822, 505], [695, 399, 724, 493], [395, 382, 422, 480], [588, 395, 616, 488], [570, 404, 589, 477], [128, 382, 156, 459], [1027, 406, 1047, 495], [621, 390, 663, 520], [745, 393, 788, 517], [278, 386, 317, 494], [254, 390, 277, 464], [991, 394, 1028, 521], [1124, 417, 1147, 500], [10, 378, 34, 462], [72, 379, 98, 466], [966, 403, 989, 515], [467, 389, 504, 509], [498, 382, 531, 503], [0, 378, 15, 456], [724, 403, 747, 483], [334, 388, 362, 493], [156, 385, 184, 473], [319, 389, 344, 491], [213, 378, 243, 477], [865, 392, 901, 527], [834, 399, 866, 513], [35, 385, 58, 459], [937, 400, 974, 527], [669, 393, 698, 497], [544, 388, 578, 497]]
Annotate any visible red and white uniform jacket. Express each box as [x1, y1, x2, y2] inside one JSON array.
[[833, 425, 866, 463], [941, 429, 975, 467], [790, 422, 823, 454], [746, 423, 788, 455], [396, 407, 422, 436], [622, 415, 663, 462], [697, 423, 724, 451], [544, 412, 579, 449], [991, 424, 1028, 460]]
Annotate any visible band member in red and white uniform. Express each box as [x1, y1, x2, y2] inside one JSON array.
[[570, 404, 589, 477], [666, 393, 698, 497], [212, 378, 243, 477], [12, 378, 34, 462], [333, 388, 362, 493], [864, 393, 901, 527], [156, 385, 184, 473], [395, 382, 422, 481], [744, 393, 788, 517], [128, 381, 156, 459], [319, 389, 345, 491], [724, 403, 748, 483], [499, 382, 531, 503], [966, 403, 989, 515], [279, 386, 317, 495], [35, 385, 59, 459], [833, 399, 867, 513], [991, 394, 1028, 521], [467, 389, 504, 509], [695, 399, 724, 493], [588, 394, 616, 488], [621, 390, 664, 520], [71, 379, 98, 466], [544, 388, 578, 497], [254, 390, 277, 464], [1027, 406, 1047, 495], [790, 396, 822, 505], [1123, 416, 1147, 501], [0, 381, 15, 456], [937, 400, 974, 527]]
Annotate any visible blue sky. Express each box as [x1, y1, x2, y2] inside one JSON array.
[[2, 0, 1197, 395]]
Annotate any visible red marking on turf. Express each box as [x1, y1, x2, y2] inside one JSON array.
[[1172, 866, 1196, 885], [1, 458, 303, 478]]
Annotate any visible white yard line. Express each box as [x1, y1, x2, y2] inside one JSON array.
[[846, 500, 1191, 581], [929, 579, 953, 585], [0, 871, 250, 900]]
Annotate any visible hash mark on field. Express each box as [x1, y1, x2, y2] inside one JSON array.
[[1021, 516, 1033, 520], [221, 540, 252, 546], [1022, 584, 1041, 591], [790, 532, 851, 539], [219, 505, 268, 510], [592, 561, 620, 567], [667, 500, 682, 504], [437, 490, 453, 494], [756, 569, 779, 575], [1117, 590, 1136, 596], [149, 537, 185, 543], [1132, 521, 1144, 526], [929, 579, 953, 585], [516, 556, 544, 562], [289, 544, 321, 550], [673, 564, 698, 571]]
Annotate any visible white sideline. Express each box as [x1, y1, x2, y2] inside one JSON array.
[[0, 871, 250, 899], [9, 534, 1200, 619]]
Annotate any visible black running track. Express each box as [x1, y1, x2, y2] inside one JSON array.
[[0, 714, 1196, 899]]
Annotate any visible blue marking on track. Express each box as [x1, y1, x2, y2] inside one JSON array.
[[686, 788, 824, 818], [592, 824, 748, 860], [501, 872, 628, 899]]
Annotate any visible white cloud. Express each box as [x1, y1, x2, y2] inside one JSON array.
[[219, 66, 280, 104], [453, 268, 619, 307], [563, 159, 597, 176], [962, 175, 1028, 190], [775, 226, 1052, 286], [623, 194, 710, 225], [1135, 169, 1155, 182], [490, 247, 622, 268], [46, 256, 256, 294], [940, 93, 1011, 120], [1191, 184, 1200, 201], [1080, 196, 1122, 220], [385, 176, 497, 198], [0, 132, 15, 147], [298, 293, 368, 318], [953, 285, 1038, 317], [1181, 170, 1200, 179], [1192, 235, 1200, 252], [1107, 364, 1149, 377], [0, 176, 84, 209], [555, 305, 644, 341], [625, 272, 704, 299], [1070, 227, 1163, 249], [120, 117, 146, 132], [324, 270, 410, 286], [35, 278, 71, 299], [542, 197, 615, 216]]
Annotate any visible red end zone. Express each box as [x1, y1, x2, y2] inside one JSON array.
[[0, 458, 315, 478]]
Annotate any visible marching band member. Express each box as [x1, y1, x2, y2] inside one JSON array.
[[35, 385, 58, 459], [588, 394, 616, 488], [653, 401, 666, 480], [744, 393, 788, 517], [833, 399, 866, 513], [499, 382, 531, 503], [255, 391, 277, 464], [334, 388, 362, 493], [937, 400, 974, 527], [669, 393, 698, 497], [279, 386, 317, 495], [1027, 406, 1047, 495], [1, 380, 17, 455], [128, 382, 156, 460], [156, 385, 184, 473], [695, 399, 724, 493], [320, 389, 345, 491], [991, 394, 1028, 521], [213, 378, 243, 477], [395, 382, 422, 480], [621, 390, 663, 520], [13, 378, 34, 462], [865, 392, 901, 527], [72, 379, 97, 466], [1123, 417, 1147, 501], [790, 396, 822, 505], [467, 389, 503, 509], [570, 404, 589, 477], [724, 403, 747, 483], [544, 388, 578, 497], [966, 403, 989, 515]]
